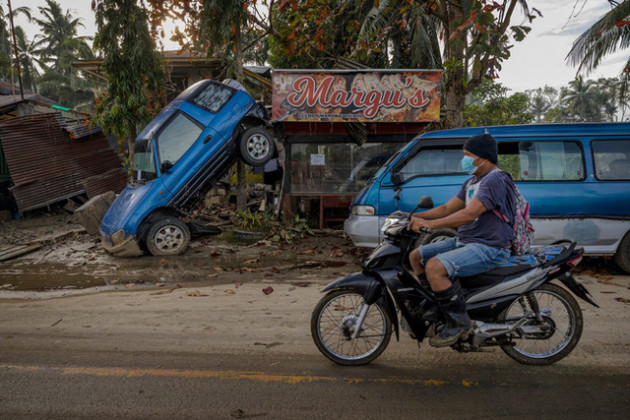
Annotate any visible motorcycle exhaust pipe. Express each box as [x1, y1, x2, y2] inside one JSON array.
[[470, 318, 529, 347]]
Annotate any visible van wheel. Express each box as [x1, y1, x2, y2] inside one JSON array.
[[146, 217, 190, 256], [614, 231, 630, 274], [421, 228, 457, 245], [239, 126, 275, 166]]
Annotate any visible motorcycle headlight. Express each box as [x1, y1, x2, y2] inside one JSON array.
[[351, 205, 375, 216]]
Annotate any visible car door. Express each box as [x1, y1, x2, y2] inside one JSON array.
[[380, 139, 469, 216]]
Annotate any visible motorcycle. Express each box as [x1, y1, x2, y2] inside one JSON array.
[[311, 196, 598, 366]]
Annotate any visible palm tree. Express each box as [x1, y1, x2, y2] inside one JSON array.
[[14, 26, 40, 92], [32, 0, 94, 108], [561, 76, 601, 121], [566, 1, 630, 88], [0, 4, 31, 83], [32, 0, 93, 75], [357, 0, 442, 69]]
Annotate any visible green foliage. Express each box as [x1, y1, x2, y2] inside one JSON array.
[[236, 208, 272, 232], [92, 0, 165, 165], [271, 215, 313, 244], [32, 0, 95, 108], [0, 4, 32, 85], [464, 79, 533, 127], [567, 0, 630, 91], [267, 0, 441, 69]]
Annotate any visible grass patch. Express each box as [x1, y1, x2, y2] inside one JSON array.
[[220, 231, 262, 245]]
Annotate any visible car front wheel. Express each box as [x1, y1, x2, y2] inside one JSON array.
[[145, 217, 191, 256]]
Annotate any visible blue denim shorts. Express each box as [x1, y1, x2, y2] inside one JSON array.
[[418, 237, 510, 279]]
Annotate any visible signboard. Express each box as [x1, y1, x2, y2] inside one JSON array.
[[272, 70, 441, 123]]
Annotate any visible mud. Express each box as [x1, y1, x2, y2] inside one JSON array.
[[0, 213, 367, 293]]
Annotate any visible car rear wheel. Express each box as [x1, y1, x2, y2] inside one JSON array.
[[145, 217, 190, 256], [614, 231, 630, 274], [239, 126, 275, 166]]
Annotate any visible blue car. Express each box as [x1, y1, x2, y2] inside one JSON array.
[[101, 79, 276, 257], [344, 123, 630, 273]]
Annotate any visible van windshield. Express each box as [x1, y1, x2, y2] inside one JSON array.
[[132, 139, 157, 182]]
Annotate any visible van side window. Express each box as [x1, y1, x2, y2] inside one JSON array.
[[498, 141, 584, 181], [398, 147, 466, 177], [157, 113, 203, 167], [191, 82, 235, 113], [592, 140, 630, 180]]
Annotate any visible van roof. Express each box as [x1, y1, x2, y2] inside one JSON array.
[[420, 122, 630, 139]]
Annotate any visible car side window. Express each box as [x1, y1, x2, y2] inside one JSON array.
[[191, 82, 235, 113], [156, 113, 203, 166], [592, 140, 630, 181], [498, 141, 584, 181], [398, 147, 466, 177]]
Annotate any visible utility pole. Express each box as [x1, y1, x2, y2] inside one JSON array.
[[7, 0, 24, 100]]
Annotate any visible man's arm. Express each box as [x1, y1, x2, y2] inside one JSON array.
[[409, 198, 487, 231], [411, 196, 465, 220]]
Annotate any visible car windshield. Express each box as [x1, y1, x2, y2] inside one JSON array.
[[132, 139, 157, 182]]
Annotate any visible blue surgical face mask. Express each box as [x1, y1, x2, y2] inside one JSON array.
[[461, 156, 478, 174]]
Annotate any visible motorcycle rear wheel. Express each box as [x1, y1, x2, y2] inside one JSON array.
[[498, 283, 583, 365], [311, 290, 392, 366]]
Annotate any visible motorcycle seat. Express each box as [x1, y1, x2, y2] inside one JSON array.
[[459, 246, 567, 289]]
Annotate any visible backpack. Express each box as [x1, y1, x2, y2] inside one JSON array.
[[492, 178, 535, 256]]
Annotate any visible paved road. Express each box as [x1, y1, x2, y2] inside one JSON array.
[[1, 278, 629, 419]]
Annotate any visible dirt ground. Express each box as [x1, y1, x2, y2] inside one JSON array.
[[0, 212, 369, 295], [0, 211, 627, 298]]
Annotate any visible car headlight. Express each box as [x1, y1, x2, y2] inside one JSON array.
[[351, 205, 375, 216]]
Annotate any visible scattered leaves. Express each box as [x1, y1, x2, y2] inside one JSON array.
[[187, 290, 208, 297], [224, 289, 236, 294], [262, 287, 274, 295], [207, 273, 219, 278], [615, 297, 630, 303], [291, 281, 311, 287]]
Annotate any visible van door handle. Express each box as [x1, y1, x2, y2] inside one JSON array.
[[203, 134, 212, 144]]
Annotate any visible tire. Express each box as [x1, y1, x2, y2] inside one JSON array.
[[238, 126, 276, 166], [421, 228, 457, 245], [145, 217, 191, 256], [498, 283, 583, 366], [311, 289, 392, 366], [614, 231, 630, 274]]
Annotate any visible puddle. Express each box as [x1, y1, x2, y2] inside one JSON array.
[[1, 272, 107, 291]]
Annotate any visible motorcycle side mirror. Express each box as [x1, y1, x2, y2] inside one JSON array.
[[417, 195, 434, 209], [160, 160, 174, 173]]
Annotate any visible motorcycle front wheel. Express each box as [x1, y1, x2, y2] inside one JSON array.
[[498, 283, 583, 365], [311, 290, 392, 366]]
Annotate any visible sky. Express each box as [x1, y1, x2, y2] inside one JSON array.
[[10, 0, 628, 93]]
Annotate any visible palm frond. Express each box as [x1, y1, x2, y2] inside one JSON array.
[[358, 0, 390, 41], [567, 1, 630, 74]]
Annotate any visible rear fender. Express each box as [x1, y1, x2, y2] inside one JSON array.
[[322, 272, 400, 341], [557, 272, 599, 308]]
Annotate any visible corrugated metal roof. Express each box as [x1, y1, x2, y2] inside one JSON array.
[[0, 113, 128, 212]]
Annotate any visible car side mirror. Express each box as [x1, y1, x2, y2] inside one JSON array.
[[391, 172, 404, 185], [417, 195, 434, 209], [160, 160, 174, 173]]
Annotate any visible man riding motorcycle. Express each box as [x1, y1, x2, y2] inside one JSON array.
[[408, 133, 517, 348]]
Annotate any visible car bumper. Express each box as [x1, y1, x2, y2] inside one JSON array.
[[344, 215, 382, 248], [101, 229, 143, 257]]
